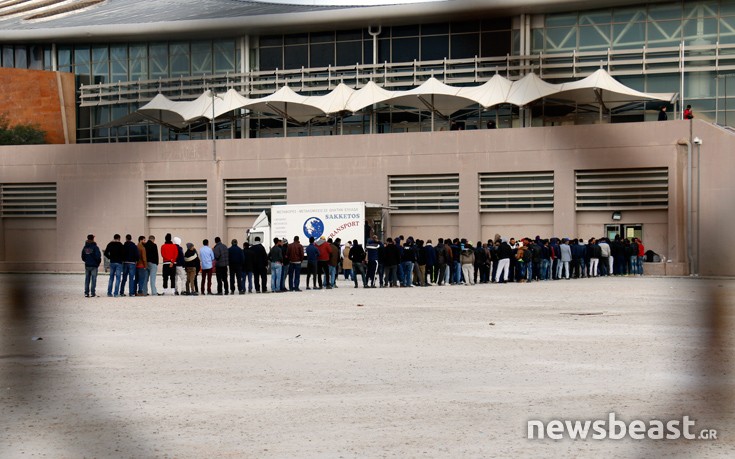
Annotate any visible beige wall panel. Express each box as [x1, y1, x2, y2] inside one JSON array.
[[4, 218, 57, 270], [148, 217, 207, 249], [389, 214, 458, 241], [480, 212, 554, 241]]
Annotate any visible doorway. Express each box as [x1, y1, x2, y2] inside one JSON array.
[[605, 224, 642, 240]]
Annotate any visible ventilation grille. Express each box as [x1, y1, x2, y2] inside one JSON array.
[[146, 180, 207, 216], [224, 178, 287, 216], [479, 171, 554, 212], [1, 182, 57, 217], [576, 168, 669, 210], [389, 174, 459, 213]]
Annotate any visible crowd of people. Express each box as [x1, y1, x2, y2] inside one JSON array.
[[80, 232, 647, 297]]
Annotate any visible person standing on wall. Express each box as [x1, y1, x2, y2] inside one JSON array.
[[658, 106, 668, 121], [82, 234, 101, 298], [684, 105, 694, 120]]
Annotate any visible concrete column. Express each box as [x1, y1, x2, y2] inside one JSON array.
[[458, 170, 480, 241], [209, 158, 225, 239], [553, 167, 575, 237]]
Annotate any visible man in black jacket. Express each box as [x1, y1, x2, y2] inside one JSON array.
[[229, 239, 245, 294], [383, 238, 401, 287], [82, 234, 101, 297], [104, 234, 124, 297], [251, 236, 268, 293], [120, 234, 139, 297], [348, 239, 367, 288], [145, 235, 160, 295], [495, 238, 513, 284]]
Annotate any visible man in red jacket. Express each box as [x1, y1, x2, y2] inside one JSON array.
[[315, 236, 332, 288], [160, 233, 178, 295]]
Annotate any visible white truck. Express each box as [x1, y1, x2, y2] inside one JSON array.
[[247, 201, 386, 252]]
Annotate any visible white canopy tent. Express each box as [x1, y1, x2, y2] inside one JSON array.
[[108, 70, 679, 133]]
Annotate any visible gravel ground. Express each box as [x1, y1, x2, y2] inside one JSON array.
[[1, 274, 733, 458]]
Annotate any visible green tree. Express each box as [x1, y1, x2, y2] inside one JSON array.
[[0, 113, 46, 145]]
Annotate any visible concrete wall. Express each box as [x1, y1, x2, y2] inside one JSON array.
[[0, 120, 730, 275], [0, 68, 76, 144]]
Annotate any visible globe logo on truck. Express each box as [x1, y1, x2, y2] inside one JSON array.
[[303, 217, 324, 239]]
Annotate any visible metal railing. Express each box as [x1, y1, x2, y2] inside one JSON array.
[[79, 42, 735, 108]]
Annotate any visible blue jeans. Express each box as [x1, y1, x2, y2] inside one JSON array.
[[270, 262, 282, 292], [147, 262, 158, 295], [629, 255, 638, 275], [108, 262, 122, 296], [288, 263, 302, 290], [329, 265, 337, 286], [137, 267, 148, 294], [84, 266, 98, 296], [637, 256, 644, 275], [540, 259, 550, 280], [401, 261, 414, 286], [243, 271, 253, 291], [122, 263, 136, 295], [453, 261, 461, 284]]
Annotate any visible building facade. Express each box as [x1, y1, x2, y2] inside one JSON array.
[[0, 0, 733, 275]]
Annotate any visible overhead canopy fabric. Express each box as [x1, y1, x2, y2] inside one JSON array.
[[384, 77, 479, 117], [109, 69, 678, 129], [553, 69, 677, 107]]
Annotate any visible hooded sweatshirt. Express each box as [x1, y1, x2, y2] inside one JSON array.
[[82, 239, 102, 267]]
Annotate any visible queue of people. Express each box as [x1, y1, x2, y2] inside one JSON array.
[[81, 231, 647, 297]]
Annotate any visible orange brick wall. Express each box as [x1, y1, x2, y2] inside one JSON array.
[[0, 68, 76, 144]]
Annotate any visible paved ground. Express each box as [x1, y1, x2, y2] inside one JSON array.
[[1, 274, 733, 458]]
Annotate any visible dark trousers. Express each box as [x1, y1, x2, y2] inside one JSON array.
[[353, 262, 367, 286], [200, 267, 213, 293], [306, 262, 321, 288], [162, 263, 176, 290], [254, 268, 268, 292], [318, 260, 330, 287], [229, 266, 244, 293], [216, 266, 229, 294], [366, 260, 377, 286], [288, 263, 302, 291]]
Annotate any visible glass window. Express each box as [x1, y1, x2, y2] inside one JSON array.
[[310, 42, 334, 68], [612, 22, 645, 48], [111, 60, 127, 83], [546, 14, 578, 28], [43, 46, 52, 70], [392, 25, 419, 38], [683, 17, 717, 44], [170, 43, 190, 77], [14, 46, 27, 69], [451, 21, 480, 34], [532, 29, 545, 53], [284, 33, 308, 45], [722, 2, 735, 16], [422, 23, 449, 35], [337, 29, 362, 41], [110, 45, 126, 62], [259, 47, 282, 70], [74, 45, 90, 75], [92, 45, 108, 63], [149, 43, 169, 78], [684, 2, 717, 18], [284, 44, 308, 69], [310, 31, 334, 44], [481, 31, 511, 57], [29, 45, 43, 70], [363, 41, 373, 65], [545, 27, 577, 51], [617, 75, 644, 91], [450, 33, 479, 59], [260, 35, 283, 47], [719, 16, 735, 44], [336, 41, 361, 66], [482, 17, 511, 31], [421, 35, 449, 61], [613, 7, 645, 23], [392, 37, 419, 62], [214, 40, 236, 73], [580, 11, 612, 26], [57, 46, 71, 72], [2, 46, 13, 68], [129, 44, 147, 80], [579, 25, 610, 50], [648, 4, 682, 21], [647, 20, 682, 48], [191, 42, 212, 75], [646, 73, 679, 92]]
